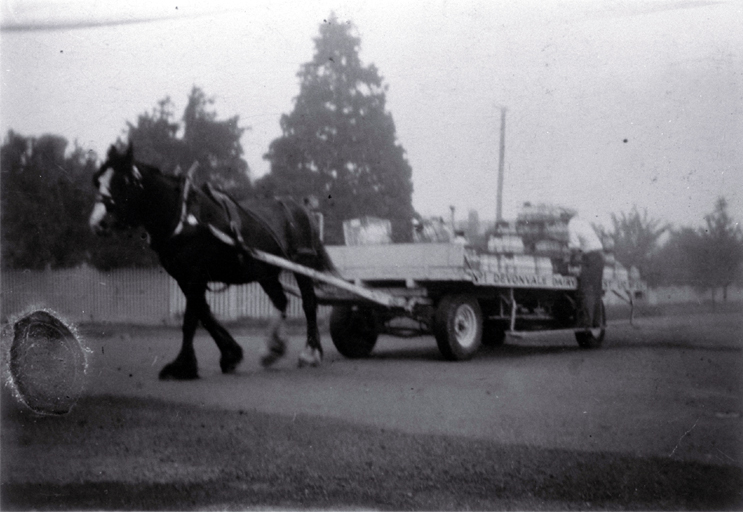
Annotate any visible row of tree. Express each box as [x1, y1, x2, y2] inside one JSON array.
[[608, 199, 743, 300]]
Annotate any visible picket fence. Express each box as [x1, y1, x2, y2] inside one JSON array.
[[1, 266, 328, 325]]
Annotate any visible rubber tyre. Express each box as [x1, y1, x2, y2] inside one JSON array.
[[575, 300, 606, 349], [329, 305, 379, 359], [482, 320, 507, 346], [434, 295, 483, 361]]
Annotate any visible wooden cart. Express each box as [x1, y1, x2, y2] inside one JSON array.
[[248, 243, 645, 361]]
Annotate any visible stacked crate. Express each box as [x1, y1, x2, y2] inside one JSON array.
[[412, 217, 453, 243], [343, 217, 392, 246], [515, 203, 571, 259], [481, 220, 550, 275], [513, 203, 570, 276], [487, 234, 525, 254], [534, 256, 554, 275], [475, 253, 539, 274], [477, 253, 502, 273]]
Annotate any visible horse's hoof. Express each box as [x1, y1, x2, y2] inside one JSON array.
[[297, 348, 322, 368], [159, 362, 199, 380], [220, 346, 244, 374], [260, 345, 286, 368]]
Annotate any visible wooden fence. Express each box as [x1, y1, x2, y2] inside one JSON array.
[[1, 267, 327, 325]]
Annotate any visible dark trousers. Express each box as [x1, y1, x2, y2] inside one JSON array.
[[578, 250, 604, 328]]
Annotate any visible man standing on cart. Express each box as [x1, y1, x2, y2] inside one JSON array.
[[562, 209, 605, 329]]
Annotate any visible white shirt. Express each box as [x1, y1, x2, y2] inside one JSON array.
[[568, 217, 603, 252]]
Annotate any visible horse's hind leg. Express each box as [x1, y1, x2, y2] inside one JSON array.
[[259, 276, 289, 367], [296, 274, 323, 368]]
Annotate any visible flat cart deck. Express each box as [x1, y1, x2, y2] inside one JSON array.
[[315, 243, 645, 360]]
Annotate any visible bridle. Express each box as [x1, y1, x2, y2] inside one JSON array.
[[93, 163, 144, 225]]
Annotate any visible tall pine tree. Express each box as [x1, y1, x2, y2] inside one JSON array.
[[260, 14, 414, 244]]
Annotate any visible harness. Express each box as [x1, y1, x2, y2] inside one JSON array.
[[202, 183, 251, 250], [172, 162, 199, 237], [169, 162, 292, 259]]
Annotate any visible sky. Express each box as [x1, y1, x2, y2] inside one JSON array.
[[1, 0, 741, 231]]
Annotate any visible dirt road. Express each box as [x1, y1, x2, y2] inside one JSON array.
[[2, 309, 741, 509]]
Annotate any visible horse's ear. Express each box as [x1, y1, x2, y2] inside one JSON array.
[[107, 145, 118, 159], [125, 141, 134, 161]]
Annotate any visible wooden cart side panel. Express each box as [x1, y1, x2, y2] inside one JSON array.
[[469, 270, 576, 289], [326, 243, 468, 281]]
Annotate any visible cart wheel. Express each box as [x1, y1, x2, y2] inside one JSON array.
[[575, 300, 606, 349], [329, 305, 379, 359], [482, 320, 507, 346], [434, 295, 483, 360]]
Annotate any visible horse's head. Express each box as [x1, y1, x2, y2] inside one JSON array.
[[89, 143, 146, 236]]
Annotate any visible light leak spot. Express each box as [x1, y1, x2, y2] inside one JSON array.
[[2, 309, 90, 415]]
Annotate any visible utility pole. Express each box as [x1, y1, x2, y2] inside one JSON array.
[[496, 106, 507, 222]]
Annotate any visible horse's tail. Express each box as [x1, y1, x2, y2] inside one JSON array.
[[280, 198, 339, 277]]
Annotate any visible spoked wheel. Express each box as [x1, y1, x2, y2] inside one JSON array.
[[575, 300, 606, 349], [434, 294, 483, 360], [329, 305, 379, 359]]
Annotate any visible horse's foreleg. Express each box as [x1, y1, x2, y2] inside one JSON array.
[[296, 274, 323, 368], [198, 301, 243, 374], [259, 277, 289, 367], [159, 288, 202, 380]]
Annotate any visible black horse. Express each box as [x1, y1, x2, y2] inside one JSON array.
[[89, 143, 336, 379]]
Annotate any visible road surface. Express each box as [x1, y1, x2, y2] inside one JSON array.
[[2, 309, 741, 509]]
